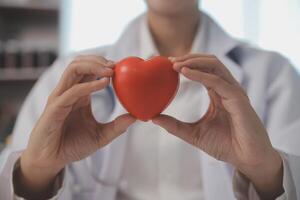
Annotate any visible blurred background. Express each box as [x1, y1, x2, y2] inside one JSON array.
[[0, 0, 299, 151]]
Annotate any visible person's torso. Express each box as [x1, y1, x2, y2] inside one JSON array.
[[62, 12, 290, 200], [116, 77, 209, 200]]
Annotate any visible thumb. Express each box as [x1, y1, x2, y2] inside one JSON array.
[[152, 114, 193, 143], [100, 114, 136, 144]]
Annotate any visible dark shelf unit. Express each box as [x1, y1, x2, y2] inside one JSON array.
[[0, 1, 60, 145], [0, 2, 58, 13]]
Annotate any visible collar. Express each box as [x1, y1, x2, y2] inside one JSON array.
[[138, 12, 243, 83], [139, 12, 208, 59], [203, 13, 243, 83]]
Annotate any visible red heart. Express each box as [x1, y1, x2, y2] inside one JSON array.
[[113, 56, 179, 121]]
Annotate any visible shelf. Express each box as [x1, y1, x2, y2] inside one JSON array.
[[0, 1, 59, 16], [0, 1, 58, 11], [0, 67, 48, 81]]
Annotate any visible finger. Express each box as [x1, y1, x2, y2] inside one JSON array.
[[73, 55, 114, 67], [181, 67, 245, 100], [53, 60, 114, 96], [72, 96, 91, 111], [99, 114, 136, 146], [173, 57, 217, 72], [169, 54, 215, 63], [80, 75, 97, 83], [55, 78, 110, 108], [174, 56, 235, 83], [64, 60, 113, 82], [152, 114, 194, 144]]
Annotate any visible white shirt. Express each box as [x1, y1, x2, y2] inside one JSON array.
[[116, 13, 207, 200], [1, 12, 300, 200]]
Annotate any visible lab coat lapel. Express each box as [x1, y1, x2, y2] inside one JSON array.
[[93, 16, 142, 200], [198, 58, 240, 200], [204, 13, 244, 83], [199, 153, 236, 200], [198, 13, 244, 200], [93, 103, 129, 200]]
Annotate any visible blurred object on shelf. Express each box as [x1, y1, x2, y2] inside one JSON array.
[[1, 40, 57, 68], [0, 67, 48, 80], [3, 40, 20, 69], [0, 0, 59, 9], [0, 100, 19, 144], [0, 40, 57, 80], [0, 41, 4, 68], [0, 80, 36, 148], [20, 41, 36, 68], [0, 0, 59, 80], [0, 0, 60, 150], [0, 0, 59, 50]]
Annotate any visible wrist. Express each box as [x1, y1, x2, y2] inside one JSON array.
[[237, 148, 284, 198], [13, 152, 64, 199], [20, 151, 63, 187]]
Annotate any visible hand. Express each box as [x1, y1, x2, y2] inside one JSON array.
[[152, 54, 284, 198], [15, 55, 136, 199]]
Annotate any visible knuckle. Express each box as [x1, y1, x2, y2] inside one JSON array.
[[211, 55, 218, 59], [95, 65, 106, 72], [89, 81, 101, 90], [97, 56, 108, 62], [191, 129, 201, 147], [214, 150, 223, 161], [211, 75, 221, 85], [73, 55, 85, 61], [216, 78, 223, 85], [183, 59, 195, 66], [180, 54, 190, 59], [112, 119, 127, 135], [89, 55, 108, 64], [47, 93, 55, 104], [203, 54, 215, 59], [235, 86, 248, 97], [70, 84, 83, 95], [96, 129, 108, 148], [68, 60, 80, 71], [44, 101, 62, 116], [187, 53, 196, 57], [174, 120, 182, 134], [98, 128, 113, 147], [111, 120, 119, 135]]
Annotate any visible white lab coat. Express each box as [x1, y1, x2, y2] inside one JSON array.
[[1, 12, 300, 200]]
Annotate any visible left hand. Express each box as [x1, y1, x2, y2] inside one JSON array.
[[152, 54, 284, 198]]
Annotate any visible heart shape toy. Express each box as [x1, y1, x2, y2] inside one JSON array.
[[113, 56, 179, 121]]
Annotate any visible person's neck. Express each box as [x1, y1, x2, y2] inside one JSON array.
[[147, 9, 200, 57]]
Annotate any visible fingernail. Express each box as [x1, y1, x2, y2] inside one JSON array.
[[172, 63, 181, 72], [106, 60, 115, 65], [100, 77, 110, 83], [181, 67, 188, 73], [106, 67, 114, 72], [168, 57, 176, 62]]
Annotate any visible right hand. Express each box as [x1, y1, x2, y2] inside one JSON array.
[[15, 55, 136, 198]]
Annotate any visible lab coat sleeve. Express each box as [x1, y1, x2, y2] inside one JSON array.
[[264, 59, 300, 199], [0, 44, 116, 199], [233, 59, 300, 199], [0, 150, 68, 200], [233, 150, 298, 200], [0, 57, 73, 200]]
